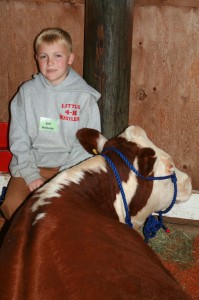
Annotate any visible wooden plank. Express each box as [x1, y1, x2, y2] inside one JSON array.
[[164, 216, 199, 227], [10, 0, 85, 3], [165, 193, 199, 221], [193, 190, 199, 194], [0, 0, 84, 122], [0, 2, 9, 122], [135, 0, 199, 7], [84, 0, 135, 138], [129, 5, 199, 190], [12, 0, 199, 7]]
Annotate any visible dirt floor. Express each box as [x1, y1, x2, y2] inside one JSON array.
[[148, 222, 199, 300]]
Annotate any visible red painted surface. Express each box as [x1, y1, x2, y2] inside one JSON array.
[[0, 122, 9, 148], [0, 122, 12, 172]]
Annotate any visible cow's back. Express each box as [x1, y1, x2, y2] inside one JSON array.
[[0, 191, 190, 300]]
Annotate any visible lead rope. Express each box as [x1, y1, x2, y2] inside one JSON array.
[[143, 174, 177, 242], [101, 154, 133, 228], [100, 147, 177, 242]]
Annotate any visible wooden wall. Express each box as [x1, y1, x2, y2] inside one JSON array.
[[0, 0, 84, 122], [129, 1, 199, 189]]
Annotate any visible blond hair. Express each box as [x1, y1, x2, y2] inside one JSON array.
[[34, 28, 72, 53]]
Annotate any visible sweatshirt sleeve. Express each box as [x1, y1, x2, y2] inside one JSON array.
[[9, 87, 41, 185], [60, 95, 101, 170]]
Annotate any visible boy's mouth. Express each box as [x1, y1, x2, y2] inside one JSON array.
[[46, 69, 57, 73]]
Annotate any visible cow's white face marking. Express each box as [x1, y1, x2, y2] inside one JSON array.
[[175, 168, 192, 201], [31, 156, 107, 214], [114, 155, 175, 227], [114, 171, 138, 223]]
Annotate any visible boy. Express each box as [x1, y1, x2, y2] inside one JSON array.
[[0, 28, 101, 225]]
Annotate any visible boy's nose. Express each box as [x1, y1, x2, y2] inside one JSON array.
[[47, 57, 54, 65]]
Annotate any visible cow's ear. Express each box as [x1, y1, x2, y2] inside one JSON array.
[[76, 128, 108, 155]]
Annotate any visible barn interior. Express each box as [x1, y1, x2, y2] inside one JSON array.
[[0, 0, 198, 299]]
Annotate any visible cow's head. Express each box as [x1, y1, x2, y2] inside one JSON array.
[[77, 125, 192, 229]]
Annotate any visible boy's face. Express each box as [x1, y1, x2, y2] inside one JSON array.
[[36, 42, 74, 86]]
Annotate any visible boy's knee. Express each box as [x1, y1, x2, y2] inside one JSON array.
[[0, 202, 14, 220]]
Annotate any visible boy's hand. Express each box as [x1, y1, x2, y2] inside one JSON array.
[[28, 178, 44, 192]]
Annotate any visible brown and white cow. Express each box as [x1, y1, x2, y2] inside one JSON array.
[[0, 126, 192, 300]]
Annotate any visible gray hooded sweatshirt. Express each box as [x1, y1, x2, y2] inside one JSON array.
[[9, 68, 101, 185]]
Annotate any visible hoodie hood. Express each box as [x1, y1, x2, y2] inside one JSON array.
[[33, 68, 101, 100]]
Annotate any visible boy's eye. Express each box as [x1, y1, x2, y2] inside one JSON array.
[[55, 54, 62, 58], [39, 55, 46, 59]]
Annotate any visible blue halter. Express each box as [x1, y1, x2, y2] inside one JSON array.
[[100, 147, 177, 242]]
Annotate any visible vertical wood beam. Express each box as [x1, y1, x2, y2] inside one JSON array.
[[83, 0, 134, 138]]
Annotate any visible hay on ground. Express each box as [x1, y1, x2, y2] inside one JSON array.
[[140, 225, 194, 265]]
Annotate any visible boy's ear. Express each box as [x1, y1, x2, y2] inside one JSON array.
[[68, 53, 75, 65]]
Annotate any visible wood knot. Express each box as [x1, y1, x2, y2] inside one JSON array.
[[137, 89, 147, 101]]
